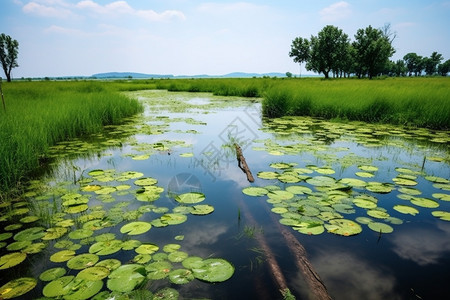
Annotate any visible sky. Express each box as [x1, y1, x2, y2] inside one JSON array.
[[1, 0, 450, 78]]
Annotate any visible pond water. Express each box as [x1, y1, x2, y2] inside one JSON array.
[[0, 90, 449, 300]]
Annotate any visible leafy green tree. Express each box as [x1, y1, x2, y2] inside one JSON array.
[[289, 37, 310, 77], [352, 25, 395, 79], [285, 72, 293, 78], [306, 25, 349, 79], [0, 33, 19, 82], [423, 52, 443, 75], [403, 53, 424, 76], [393, 59, 407, 77], [437, 59, 450, 76]]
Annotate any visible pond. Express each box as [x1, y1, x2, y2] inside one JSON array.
[[0, 90, 449, 300]]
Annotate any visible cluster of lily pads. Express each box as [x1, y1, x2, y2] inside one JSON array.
[[243, 117, 449, 236]]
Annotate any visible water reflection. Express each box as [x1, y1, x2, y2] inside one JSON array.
[[391, 222, 450, 266], [311, 250, 401, 300]]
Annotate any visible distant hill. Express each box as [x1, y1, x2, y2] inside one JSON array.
[[91, 71, 287, 79]]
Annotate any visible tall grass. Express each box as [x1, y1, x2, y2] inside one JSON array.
[[0, 81, 143, 194], [262, 77, 450, 129]]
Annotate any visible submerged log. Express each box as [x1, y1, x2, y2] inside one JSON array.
[[234, 143, 254, 182]]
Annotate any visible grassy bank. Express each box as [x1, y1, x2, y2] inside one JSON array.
[[142, 77, 449, 129], [0, 81, 143, 194]]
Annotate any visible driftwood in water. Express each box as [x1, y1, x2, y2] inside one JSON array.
[[234, 143, 254, 182]]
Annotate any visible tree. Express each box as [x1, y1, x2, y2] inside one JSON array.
[[0, 33, 19, 82], [352, 25, 395, 79], [285, 72, 293, 78], [289, 37, 310, 77], [437, 59, 450, 76], [306, 25, 349, 79], [403, 53, 425, 76], [423, 51, 443, 75]]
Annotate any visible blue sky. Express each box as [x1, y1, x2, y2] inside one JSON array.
[[1, 0, 450, 77]]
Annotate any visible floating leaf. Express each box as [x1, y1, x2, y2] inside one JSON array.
[[0, 277, 37, 299], [153, 287, 179, 300], [366, 182, 394, 194], [50, 250, 76, 263], [89, 240, 123, 256], [393, 177, 417, 186], [67, 253, 99, 270], [267, 190, 294, 201], [358, 165, 378, 172], [175, 192, 205, 204], [191, 204, 215, 215], [13, 227, 45, 241], [355, 172, 375, 178], [367, 209, 390, 219], [169, 269, 194, 284], [68, 228, 94, 240], [168, 251, 188, 262], [339, 178, 367, 187], [285, 185, 312, 195], [39, 267, 67, 281], [242, 187, 268, 197], [134, 177, 158, 186], [96, 259, 121, 271], [135, 243, 159, 255], [257, 171, 279, 179], [410, 197, 439, 208], [160, 213, 188, 225], [107, 264, 146, 293], [432, 193, 450, 201], [0, 252, 27, 269], [120, 221, 151, 235], [325, 219, 362, 236], [368, 222, 394, 233], [393, 205, 419, 216], [192, 258, 235, 283], [77, 266, 110, 280], [431, 211, 450, 221]]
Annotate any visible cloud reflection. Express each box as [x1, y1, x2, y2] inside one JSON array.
[[391, 222, 450, 266], [308, 251, 401, 300]]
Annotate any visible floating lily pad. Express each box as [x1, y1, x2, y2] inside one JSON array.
[[68, 228, 94, 240], [191, 204, 215, 215], [120, 222, 151, 235], [367, 209, 390, 219], [398, 187, 422, 195], [192, 258, 235, 283], [6, 240, 31, 251], [77, 266, 110, 280], [121, 240, 142, 250], [168, 251, 188, 262], [339, 178, 367, 187], [42, 275, 74, 298], [43, 276, 103, 300], [169, 269, 194, 284], [145, 261, 172, 280], [67, 253, 99, 270], [285, 185, 312, 195], [294, 223, 325, 235], [358, 165, 378, 172], [81, 185, 102, 192], [410, 197, 439, 208], [432, 193, 450, 201], [431, 211, 450, 221], [242, 187, 268, 197], [0, 252, 27, 269], [161, 213, 188, 225], [89, 240, 123, 256], [107, 264, 146, 293], [393, 177, 417, 186], [355, 172, 375, 178], [50, 250, 76, 263], [135, 243, 159, 255], [366, 182, 394, 193], [153, 287, 179, 300], [353, 198, 377, 209], [306, 176, 336, 187], [13, 227, 45, 241], [182, 256, 204, 269], [368, 222, 394, 233], [39, 267, 67, 281], [133, 254, 152, 264], [325, 219, 362, 236], [267, 190, 294, 201], [134, 177, 158, 186], [0, 277, 37, 299], [19, 216, 40, 223], [65, 204, 89, 214], [393, 205, 419, 216], [257, 171, 279, 179], [96, 259, 121, 271], [175, 192, 205, 204]]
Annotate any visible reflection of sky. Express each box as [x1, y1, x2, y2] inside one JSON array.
[[391, 221, 450, 266], [310, 250, 402, 300]]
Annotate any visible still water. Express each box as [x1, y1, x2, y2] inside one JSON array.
[[0, 90, 449, 299]]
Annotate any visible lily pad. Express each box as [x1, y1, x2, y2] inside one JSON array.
[[368, 222, 394, 233], [168, 251, 189, 262], [13, 227, 45, 241], [77, 266, 110, 280], [175, 192, 205, 204], [325, 219, 362, 236], [267, 190, 294, 201], [43, 276, 103, 300], [135, 243, 159, 255], [169, 269, 194, 284], [68, 228, 94, 240], [120, 221, 152, 235], [242, 187, 268, 197], [0, 252, 27, 270], [431, 211, 450, 221], [161, 213, 188, 225], [257, 171, 279, 179], [306, 176, 336, 187], [89, 240, 123, 256], [96, 259, 121, 271], [192, 258, 235, 283], [39, 267, 67, 281], [50, 250, 76, 262], [146, 261, 172, 280], [153, 287, 179, 299], [134, 177, 158, 186], [0, 277, 37, 299], [191, 204, 215, 215], [285, 185, 312, 195], [107, 264, 146, 293], [410, 197, 439, 208], [393, 205, 419, 216], [367, 209, 390, 219], [67, 253, 99, 270]]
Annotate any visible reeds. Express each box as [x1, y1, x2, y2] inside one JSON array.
[[0, 81, 143, 194]]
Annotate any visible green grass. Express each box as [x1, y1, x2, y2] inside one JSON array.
[[0, 81, 143, 194]]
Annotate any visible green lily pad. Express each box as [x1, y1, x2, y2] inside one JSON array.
[[285, 185, 312, 195], [431, 211, 450, 221], [0, 252, 27, 270], [192, 258, 235, 283], [393, 177, 417, 186], [133, 254, 152, 264], [13, 227, 45, 241], [96, 259, 121, 271], [325, 219, 362, 236], [432, 193, 450, 201], [39, 267, 67, 281], [242, 187, 268, 197], [43, 276, 103, 300], [169, 269, 195, 284], [42, 275, 74, 298], [358, 165, 378, 172], [398, 187, 422, 195], [107, 264, 146, 293], [0, 277, 37, 299], [121, 240, 142, 250], [306, 176, 336, 187], [67, 253, 99, 270], [77, 266, 110, 280], [146, 261, 172, 280], [68, 228, 94, 240], [355, 216, 373, 224], [393, 205, 419, 216], [120, 221, 152, 235], [355, 172, 375, 178], [161, 213, 188, 225], [366, 182, 394, 193], [175, 192, 205, 204], [89, 240, 123, 256], [353, 198, 377, 209], [294, 223, 325, 235], [339, 178, 367, 187], [368, 222, 394, 233], [181, 256, 204, 269], [50, 250, 76, 262], [163, 244, 181, 253], [191, 204, 215, 215], [19, 216, 40, 223], [267, 190, 294, 201], [410, 197, 439, 208], [65, 204, 89, 214], [135, 243, 159, 255], [257, 171, 279, 179], [6, 240, 31, 251], [168, 251, 188, 262], [278, 173, 301, 183], [153, 287, 179, 300], [367, 209, 390, 219], [42, 227, 68, 240], [270, 162, 296, 169], [134, 177, 158, 186]]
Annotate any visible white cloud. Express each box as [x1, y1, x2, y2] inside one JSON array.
[[23, 1, 75, 18], [76, 0, 186, 22], [319, 1, 351, 22]]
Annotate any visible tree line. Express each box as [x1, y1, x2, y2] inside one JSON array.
[[289, 24, 450, 79]]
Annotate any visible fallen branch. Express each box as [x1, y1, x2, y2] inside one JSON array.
[[234, 143, 254, 182]]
